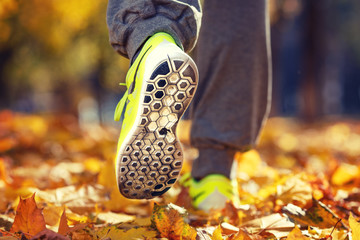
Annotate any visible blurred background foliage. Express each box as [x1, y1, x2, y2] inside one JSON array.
[[0, 0, 129, 123], [0, 0, 360, 124]]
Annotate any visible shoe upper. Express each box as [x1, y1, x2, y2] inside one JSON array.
[[114, 33, 179, 154]]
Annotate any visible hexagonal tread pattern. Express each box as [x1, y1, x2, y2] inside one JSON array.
[[118, 58, 197, 199]]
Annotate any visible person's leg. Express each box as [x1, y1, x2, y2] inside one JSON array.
[[107, 0, 201, 61], [190, 0, 272, 179], [107, 0, 202, 199]]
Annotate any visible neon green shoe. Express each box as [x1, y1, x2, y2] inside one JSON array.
[[180, 174, 240, 211], [114, 33, 198, 199]]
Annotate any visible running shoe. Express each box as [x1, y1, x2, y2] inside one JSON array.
[[180, 173, 239, 211], [114, 32, 198, 199]]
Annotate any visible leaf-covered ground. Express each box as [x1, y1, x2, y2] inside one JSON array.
[[1, 110, 360, 239]]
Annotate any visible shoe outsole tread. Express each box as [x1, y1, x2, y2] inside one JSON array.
[[117, 57, 197, 199]]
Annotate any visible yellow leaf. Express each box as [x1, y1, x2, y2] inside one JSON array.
[[98, 157, 140, 211], [331, 163, 359, 186], [287, 226, 309, 239], [83, 157, 102, 173], [349, 213, 360, 240], [235, 150, 262, 178], [211, 225, 223, 240]]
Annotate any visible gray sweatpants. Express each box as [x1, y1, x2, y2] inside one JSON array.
[[107, 0, 272, 179]]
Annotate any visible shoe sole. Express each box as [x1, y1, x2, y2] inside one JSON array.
[[117, 55, 198, 199]]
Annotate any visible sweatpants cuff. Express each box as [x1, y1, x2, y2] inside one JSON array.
[[191, 148, 237, 179], [126, 16, 184, 61]]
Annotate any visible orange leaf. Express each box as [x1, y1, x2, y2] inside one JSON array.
[[229, 229, 252, 240], [10, 193, 46, 236], [151, 203, 197, 240], [58, 209, 87, 236], [349, 213, 360, 240], [287, 226, 309, 240], [58, 210, 71, 235]]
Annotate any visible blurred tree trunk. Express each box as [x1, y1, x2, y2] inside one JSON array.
[[300, 0, 327, 121], [0, 48, 13, 108]]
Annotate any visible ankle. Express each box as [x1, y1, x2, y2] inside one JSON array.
[[191, 148, 236, 179]]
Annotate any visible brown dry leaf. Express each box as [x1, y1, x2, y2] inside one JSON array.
[[282, 199, 346, 229], [221, 202, 241, 226], [151, 203, 197, 240], [175, 186, 192, 209], [287, 226, 309, 239], [29, 229, 68, 240], [349, 213, 360, 240], [10, 193, 46, 236]]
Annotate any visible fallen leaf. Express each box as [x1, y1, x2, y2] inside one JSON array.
[[10, 193, 46, 236], [96, 211, 135, 225], [243, 213, 294, 238], [229, 229, 253, 240], [58, 210, 87, 236], [58, 210, 71, 235], [0, 214, 13, 231], [0, 229, 14, 237], [221, 201, 241, 226], [30, 229, 68, 240], [0, 236, 18, 240], [97, 157, 140, 211], [331, 163, 359, 186], [151, 203, 197, 240], [349, 213, 360, 240], [95, 225, 157, 240], [42, 205, 63, 227], [35, 185, 108, 214], [211, 225, 223, 240], [235, 150, 262, 179], [283, 199, 347, 229], [276, 174, 312, 208], [221, 222, 239, 235], [175, 186, 192, 209], [287, 226, 309, 239]]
